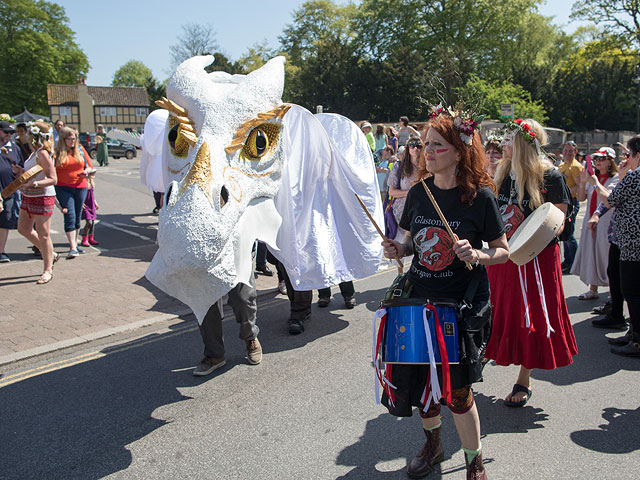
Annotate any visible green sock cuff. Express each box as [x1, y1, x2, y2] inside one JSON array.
[[424, 422, 441, 432], [463, 445, 481, 463]]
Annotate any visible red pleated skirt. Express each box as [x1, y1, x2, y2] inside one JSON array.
[[485, 243, 577, 370]]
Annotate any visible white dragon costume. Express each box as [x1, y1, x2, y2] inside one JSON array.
[[145, 55, 383, 322]]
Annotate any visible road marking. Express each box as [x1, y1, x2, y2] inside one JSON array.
[[99, 221, 154, 242], [0, 263, 401, 387]]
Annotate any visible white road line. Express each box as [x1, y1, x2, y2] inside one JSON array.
[[99, 221, 154, 242]]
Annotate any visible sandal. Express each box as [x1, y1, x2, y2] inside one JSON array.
[[504, 383, 532, 408], [578, 291, 599, 300], [36, 271, 53, 285]]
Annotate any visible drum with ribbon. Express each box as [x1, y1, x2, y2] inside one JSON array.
[[508, 202, 564, 266], [380, 298, 460, 365], [372, 296, 460, 409]]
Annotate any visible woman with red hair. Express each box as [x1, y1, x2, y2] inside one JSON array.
[[382, 108, 508, 479]]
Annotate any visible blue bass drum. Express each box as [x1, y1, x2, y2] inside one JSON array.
[[382, 298, 460, 364]]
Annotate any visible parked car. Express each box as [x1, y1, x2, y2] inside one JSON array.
[[96, 138, 137, 160], [78, 132, 98, 153]]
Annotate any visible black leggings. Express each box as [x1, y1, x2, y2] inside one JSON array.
[[607, 244, 625, 320], [620, 259, 640, 340]]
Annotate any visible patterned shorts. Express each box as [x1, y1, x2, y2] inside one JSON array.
[[20, 195, 55, 216]]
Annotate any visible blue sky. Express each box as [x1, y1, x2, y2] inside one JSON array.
[[58, 0, 583, 86]]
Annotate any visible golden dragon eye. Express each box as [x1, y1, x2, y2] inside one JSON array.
[[167, 118, 189, 158], [240, 123, 281, 161]]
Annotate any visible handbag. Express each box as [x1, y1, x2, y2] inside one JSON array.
[[383, 160, 402, 239]]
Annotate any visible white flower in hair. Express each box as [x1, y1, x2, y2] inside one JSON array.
[[30, 125, 40, 135]]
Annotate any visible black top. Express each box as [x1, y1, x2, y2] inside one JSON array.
[[399, 177, 505, 301], [0, 140, 25, 189], [495, 168, 570, 241]]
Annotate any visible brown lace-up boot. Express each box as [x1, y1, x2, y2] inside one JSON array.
[[465, 451, 487, 480], [407, 426, 444, 478]]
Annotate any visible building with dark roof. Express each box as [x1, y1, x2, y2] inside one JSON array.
[[47, 80, 149, 133]]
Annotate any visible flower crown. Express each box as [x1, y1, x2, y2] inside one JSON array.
[[26, 121, 51, 140], [429, 104, 484, 146], [503, 118, 538, 146]]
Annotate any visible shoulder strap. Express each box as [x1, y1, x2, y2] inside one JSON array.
[[396, 160, 402, 189], [79, 147, 89, 168], [460, 266, 484, 311]]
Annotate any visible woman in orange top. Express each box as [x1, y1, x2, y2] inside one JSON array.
[[54, 127, 93, 258]]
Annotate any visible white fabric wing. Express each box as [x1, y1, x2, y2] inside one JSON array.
[[139, 109, 168, 193], [268, 105, 383, 290]]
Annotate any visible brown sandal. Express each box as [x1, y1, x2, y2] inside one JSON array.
[[36, 271, 53, 285]]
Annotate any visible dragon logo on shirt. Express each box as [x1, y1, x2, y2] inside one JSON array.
[[500, 204, 525, 239], [414, 227, 456, 271]]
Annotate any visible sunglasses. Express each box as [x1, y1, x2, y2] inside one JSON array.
[[407, 143, 422, 149]]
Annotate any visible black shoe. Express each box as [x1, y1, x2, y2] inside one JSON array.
[[288, 318, 305, 335], [592, 314, 628, 330], [344, 296, 356, 309], [593, 301, 612, 315], [152, 207, 160, 215], [255, 265, 274, 276], [318, 297, 331, 308], [32, 245, 41, 258], [611, 340, 640, 357], [561, 266, 571, 274], [608, 330, 633, 346]]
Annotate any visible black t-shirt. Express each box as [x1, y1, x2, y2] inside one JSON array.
[[495, 168, 570, 241], [399, 177, 505, 301]]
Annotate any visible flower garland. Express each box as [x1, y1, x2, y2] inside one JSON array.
[[429, 104, 484, 146], [26, 120, 51, 141], [503, 118, 538, 145]]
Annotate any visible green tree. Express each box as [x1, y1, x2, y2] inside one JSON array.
[[206, 52, 243, 74], [112, 60, 153, 87], [462, 77, 548, 123], [236, 41, 276, 73], [279, 0, 356, 65], [0, 0, 89, 115], [548, 40, 639, 130], [112, 60, 165, 109], [572, 0, 640, 47]]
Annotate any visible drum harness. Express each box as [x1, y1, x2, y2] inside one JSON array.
[[373, 268, 483, 412]]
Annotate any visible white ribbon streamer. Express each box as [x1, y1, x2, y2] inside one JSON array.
[[421, 306, 442, 412], [533, 257, 555, 338], [518, 264, 531, 330]]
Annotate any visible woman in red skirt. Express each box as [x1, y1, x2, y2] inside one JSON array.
[[485, 118, 578, 407]]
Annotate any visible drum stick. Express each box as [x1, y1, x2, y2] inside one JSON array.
[[354, 193, 404, 269], [420, 179, 473, 270]]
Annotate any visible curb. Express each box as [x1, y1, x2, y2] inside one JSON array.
[[0, 286, 280, 367]]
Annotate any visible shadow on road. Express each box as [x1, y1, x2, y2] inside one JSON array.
[[532, 318, 640, 387], [570, 406, 640, 453], [0, 326, 199, 479]]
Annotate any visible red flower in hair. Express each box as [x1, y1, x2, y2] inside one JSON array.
[[515, 118, 523, 125], [530, 132, 537, 139], [522, 124, 530, 132]]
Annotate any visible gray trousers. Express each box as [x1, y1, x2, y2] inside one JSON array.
[[198, 276, 259, 359]]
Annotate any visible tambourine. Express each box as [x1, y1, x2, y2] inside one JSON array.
[[1, 165, 43, 199]]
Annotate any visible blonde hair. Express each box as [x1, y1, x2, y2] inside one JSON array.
[[29, 121, 53, 154], [494, 119, 553, 210], [55, 127, 82, 167]]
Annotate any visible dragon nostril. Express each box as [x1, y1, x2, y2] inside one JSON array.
[[220, 185, 229, 207]]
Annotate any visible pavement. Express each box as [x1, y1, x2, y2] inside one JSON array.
[[0, 156, 281, 366]]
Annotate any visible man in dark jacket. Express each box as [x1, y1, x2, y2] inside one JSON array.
[[0, 121, 26, 262]]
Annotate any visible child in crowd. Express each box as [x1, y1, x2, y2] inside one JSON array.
[[80, 170, 99, 247]]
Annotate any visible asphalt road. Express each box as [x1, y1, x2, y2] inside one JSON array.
[[1, 259, 639, 479], [3, 156, 159, 261]]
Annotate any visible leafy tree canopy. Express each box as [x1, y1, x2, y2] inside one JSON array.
[[572, 0, 640, 47], [112, 60, 153, 87], [0, 0, 89, 115]]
